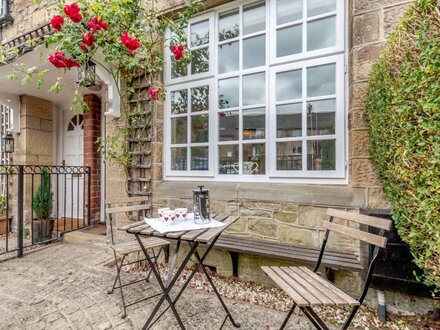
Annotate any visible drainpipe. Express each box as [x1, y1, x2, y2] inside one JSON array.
[[377, 290, 387, 321], [0, 0, 13, 26]]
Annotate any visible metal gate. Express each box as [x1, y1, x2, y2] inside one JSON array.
[[0, 165, 91, 258]]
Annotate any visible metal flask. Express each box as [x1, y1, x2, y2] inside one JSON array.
[[193, 185, 211, 224]]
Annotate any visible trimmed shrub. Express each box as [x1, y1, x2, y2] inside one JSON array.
[[365, 0, 439, 291]]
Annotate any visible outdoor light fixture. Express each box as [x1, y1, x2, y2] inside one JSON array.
[[1, 133, 14, 153], [77, 61, 100, 90]]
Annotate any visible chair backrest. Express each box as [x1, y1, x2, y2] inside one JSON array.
[[106, 197, 150, 244], [324, 208, 392, 248]]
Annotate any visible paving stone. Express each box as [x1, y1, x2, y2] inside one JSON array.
[[0, 243, 318, 329]]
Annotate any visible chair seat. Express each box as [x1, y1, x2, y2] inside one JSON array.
[[261, 266, 359, 307], [111, 237, 170, 256]]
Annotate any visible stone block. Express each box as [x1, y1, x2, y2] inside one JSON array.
[[248, 218, 277, 238], [274, 211, 297, 224], [226, 202, 240, 216], [320, 230, 359, 253], [348, 108, 368, 130], [278, 225, 318, 248], [40, 119, 53, 132], [349, 82, 368, 110], [353, 0, 406, 13], [350, 158, 381, 187], [239, 206, 272, 218], [297, 206, 328, 228], [225, 217, 247, 233], [242, 200, 281, 211], [384, 4, 411, 37], [367, 187, 391, 209], [353, 12, 380, 46], [349, 129, 370, 157], [278, 202, 298, 213], [22, 96, 53, 120], [352, 43, 384, 81]]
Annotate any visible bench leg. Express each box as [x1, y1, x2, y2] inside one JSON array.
[[230, 251, 239, 277]]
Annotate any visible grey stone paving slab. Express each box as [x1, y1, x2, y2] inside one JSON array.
[[0, 243, 315, 329]]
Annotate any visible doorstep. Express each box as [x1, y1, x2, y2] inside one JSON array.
[[63, 225, 108, 252]]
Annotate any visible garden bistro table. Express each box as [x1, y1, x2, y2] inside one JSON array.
[[119, 214, 241, 330]]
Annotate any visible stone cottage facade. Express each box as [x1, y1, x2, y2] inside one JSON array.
[[0, 0, 432, 313]]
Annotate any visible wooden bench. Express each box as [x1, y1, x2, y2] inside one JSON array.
[[214, 234, 363, 277]]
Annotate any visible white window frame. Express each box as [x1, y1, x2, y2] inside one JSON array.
[[165, 79, 216, 177], [164, 0, 347, 184]]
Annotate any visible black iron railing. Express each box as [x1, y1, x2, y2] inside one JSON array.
[[0, 165, 91, 257]]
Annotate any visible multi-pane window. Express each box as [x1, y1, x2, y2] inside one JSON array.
[[165, 0, 345, 181]]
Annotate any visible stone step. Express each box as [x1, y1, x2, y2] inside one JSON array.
[[63, 229, 109, 253]]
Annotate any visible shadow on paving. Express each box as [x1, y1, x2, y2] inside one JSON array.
[[0, 243, 317, 330]]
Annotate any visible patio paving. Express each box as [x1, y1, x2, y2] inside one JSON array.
[[0, 243, 315, 330]]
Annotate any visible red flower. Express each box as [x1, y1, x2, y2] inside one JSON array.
[[82, 32, 94, 47], [171, 44, 184, 61], [148, 87, 160, 101], [120, 32, 140, 53], [64, 3, 82, 23], [48, 52, 80, 68], [87, 17, 108, 32], [80, 43, 88, 52], [50, 15, 64, 31]]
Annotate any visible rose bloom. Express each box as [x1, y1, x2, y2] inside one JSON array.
[[171, 44, 184, 61], [148, 87, 160, 101], [120, 32, 140, 53], [50, 15, 64, 31], [88, 17, 108, 32], [64, 3, 82, 23], [82, 32, 95, 47], [48, 52, 80, 68]]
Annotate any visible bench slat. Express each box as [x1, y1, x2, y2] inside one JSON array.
[[327, 209, 392, 230], [297, 267, 359, 306], [106, 204, 150, 215], [261, 266, 309, 306], [323, 222, 387, 248]]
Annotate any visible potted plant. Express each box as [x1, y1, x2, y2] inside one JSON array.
[[32, 167, 54, 242]]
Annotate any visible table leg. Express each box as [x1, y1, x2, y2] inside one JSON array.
[[135, 234, 197, 330], [192, 246, 241, 328]]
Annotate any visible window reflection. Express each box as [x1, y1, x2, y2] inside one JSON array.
[[243, 72, 265, 106], [243, 35, 265, 69], [191, 114, 209, 143], [219, 77, 239, 109], [277, 25, 302, 57], [243, 2, 265, 35], [277, 141, 302, 170], [219, 111, 239, 141], [307, 16, 336, 51], [307, 0, 336, 17], [243, 108, 265, 140], [218, 41, 239, 74], [219, 9, 239, 41], [171, 147, 187, 171], [307, 99, 336, 136], [277, 0, 302, 24], [191, 86, 209, 112], [307, 64, 336, 97], [276, 103, 302, 138], [171, 117, 187, 144], [190, 20, 209, 47], [243, 143, 265, 174], [191, 48, 209, 74], [276, 70, 302, 101], [191, 146, 209, 170], [219, 145, 239, 174], [307, 139, 335, 170]]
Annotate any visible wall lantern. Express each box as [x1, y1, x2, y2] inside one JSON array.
[[1, 133, 14, 153], [77, 61, 97, 88]]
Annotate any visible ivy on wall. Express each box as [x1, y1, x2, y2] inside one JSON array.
[[365, 0, 439, 291]]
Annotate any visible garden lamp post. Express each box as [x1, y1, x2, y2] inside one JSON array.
[[1, 133, 14, 153]]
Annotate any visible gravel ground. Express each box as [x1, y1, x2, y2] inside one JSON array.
[[119, 262, 439, 330]]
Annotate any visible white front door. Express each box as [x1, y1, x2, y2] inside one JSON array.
[[63, 113, 84, 219]]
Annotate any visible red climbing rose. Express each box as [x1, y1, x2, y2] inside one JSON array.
[[48, 52, 80, 68], [87, 17, 108, 32], [171, 44, 184, 61], [64, 3, 82, 23], [82, 32, 95, 47], [148, 87, 160, 101], [120, 32, 140, 53], [50, 15, 64, 31]]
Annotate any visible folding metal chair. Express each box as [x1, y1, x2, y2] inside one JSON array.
[[106, 197, 170, 319], [262, 208, 392, 330]]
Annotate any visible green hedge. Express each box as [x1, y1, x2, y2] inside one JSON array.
[[365, 0, 439, 291]]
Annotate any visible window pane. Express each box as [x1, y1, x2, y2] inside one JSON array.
[[171, 117, 187, 144], [218, 41, 239, 74], [191, 146, 209, 170], [277, 0, 302, 25], [277, 25, 302, 57], [307, 0, 336, 17], [277, 141, 302, 170], [191, 48, 209, 74], [276, 70, 302, 101], [171, 90, 188, 114], [243, 143, 265, 174], [243, 35, 265, 69], [243, 2, 265, 35], [276, 103, 302, 138], [307, 16, 336, 51], [171, 57, 187, 79], [191, 114, 209, 143], [307, 64, 336, 97], [190, 20, 209, 47], [243, 72, 265, 106], [191, 86, 209, 112], [219, 145, 239, 174], [307, 99, 336, 136], [171, 147, 187, 171], [243, 107, 265, 140], [307, 140, 336, 170], [219, 9, 239, 41], [219, 110, 239, 141], [218, 77, 239, 109]]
